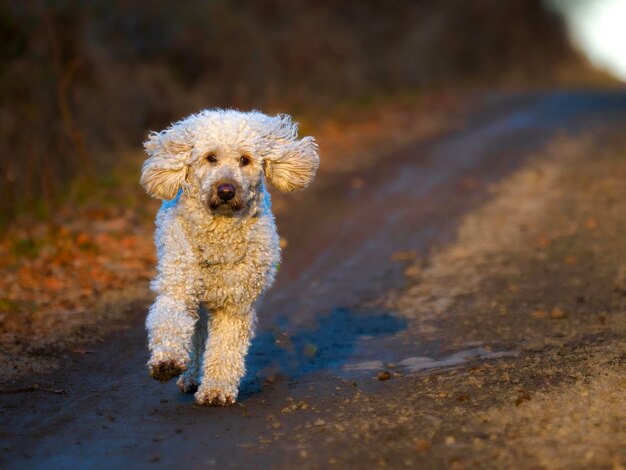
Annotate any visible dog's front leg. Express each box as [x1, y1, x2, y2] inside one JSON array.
[[177, 304, 209, 394], [195, 306, 255, 406], [146, 294, 198, 382]]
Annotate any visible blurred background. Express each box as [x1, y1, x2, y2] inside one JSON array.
[[1, 0, 622, 227]]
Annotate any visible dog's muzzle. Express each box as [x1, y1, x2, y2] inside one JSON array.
[[207, 181, 244, 213], [217, 183, 236, 201]]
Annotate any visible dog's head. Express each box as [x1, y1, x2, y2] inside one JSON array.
[[140, 110, 319, 215]]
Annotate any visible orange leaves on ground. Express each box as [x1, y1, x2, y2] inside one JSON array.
[[0, 207, 156, 339], [75, 232, 91, 246], [43, 277, 64, 291]]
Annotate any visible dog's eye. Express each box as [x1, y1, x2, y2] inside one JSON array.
[[207, 154, 217, 163], [239, 155, 251, 167]]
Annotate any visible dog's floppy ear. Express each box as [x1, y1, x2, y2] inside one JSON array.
[[140, 127, 193, 200], [261, 115, 319, 192]]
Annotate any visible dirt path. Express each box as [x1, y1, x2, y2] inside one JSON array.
[[2, 91, 626, 470]]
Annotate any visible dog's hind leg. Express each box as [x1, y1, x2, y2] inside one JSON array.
[[195, 306, 256, 406], [177, 304, 209, 393], [146, 295, 199, 382]]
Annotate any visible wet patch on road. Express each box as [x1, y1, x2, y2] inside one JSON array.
[[241, 308, 407, 398], [343, 347, 519, 374]]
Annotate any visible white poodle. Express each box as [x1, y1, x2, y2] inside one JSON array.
[[140, 109, 319, 406]]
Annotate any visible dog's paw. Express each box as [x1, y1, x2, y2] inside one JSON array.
[[148, 359, 187, 383], [194, 385, 237, 406], [176, 374, 199, 394]]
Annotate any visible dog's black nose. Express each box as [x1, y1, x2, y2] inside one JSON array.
[[217, 184, 236, 201]]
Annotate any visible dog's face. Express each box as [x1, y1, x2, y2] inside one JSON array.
[[140, 110, 319, 215], [189, 142, 263, 215]]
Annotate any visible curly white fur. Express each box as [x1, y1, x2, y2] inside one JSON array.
[[140, 109, 319, 405]]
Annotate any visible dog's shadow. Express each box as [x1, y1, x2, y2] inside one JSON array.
[[239, 307, 407, 399]]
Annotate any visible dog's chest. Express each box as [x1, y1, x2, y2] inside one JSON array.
[[176, 208, 279, 307], [182, 213, 252, 264], [190, 221, 266, 302], [195, 232, 248, 265], [196, 243, 270, 308]]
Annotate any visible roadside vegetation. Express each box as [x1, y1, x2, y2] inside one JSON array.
[[0, 0, 603, 227]]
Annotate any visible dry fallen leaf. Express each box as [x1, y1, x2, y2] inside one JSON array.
[[377, 371, 392, 381], [563, 255, 577, 265], [391, 250, 418, 262], [350, 177, 365, 189], [415, 439, 431, 453], [537, 234, 551, 248], [71, 348, 94, 354], [515, 391, 532, 406]]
